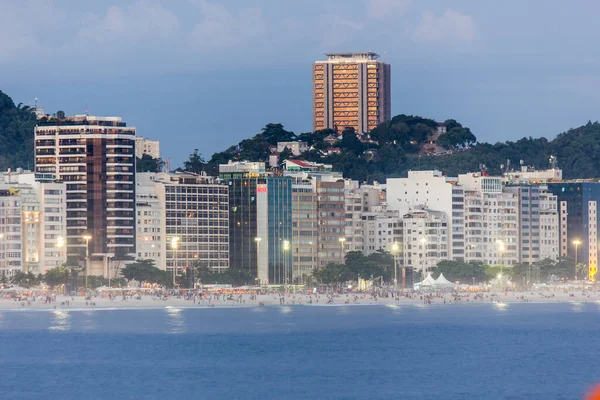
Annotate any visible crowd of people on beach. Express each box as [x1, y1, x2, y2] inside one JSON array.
[[1, 284, 599, 309]]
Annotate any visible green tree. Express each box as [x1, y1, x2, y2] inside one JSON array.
[[136, 154, 164, 172], [339, 127, 365, 155], [312, 263, 351, 284], [576, 263, 588, 280], [192, 265, 256, 286], [11, 271, 27, 287], [484, 265, 514, 281], [121, 259, 171, 286], [433, 260, 487, 283], [0, 91, 37, 170], [183, 149, 206, 173], [278, 147, 294, 165], [44, 266, 71, 288]]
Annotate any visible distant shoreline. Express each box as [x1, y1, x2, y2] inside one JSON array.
[[0, 291, 598, 312]]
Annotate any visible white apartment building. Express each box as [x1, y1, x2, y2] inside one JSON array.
[[502, 166, 562, 184], [401, 209, 448, 276], [135, 137, 161, 159], [362, 212, 402, 256], [387, 170, 463, 260], [276, 141, 308, 156], [539, 191, 560, 261], [0, 171, 67, 276], [504, 184, 559, 264], [137, 172, 229, 275], [459, 173, 519, 266], [135, 177, 163, 269], [344, 181, 365, 254]]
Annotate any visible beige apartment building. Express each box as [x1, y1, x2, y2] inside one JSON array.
[[313, 52, 391, 134]]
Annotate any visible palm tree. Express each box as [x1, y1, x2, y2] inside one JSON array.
[[576, 263, 588, 280]]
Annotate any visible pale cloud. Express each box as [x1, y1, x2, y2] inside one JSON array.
[[188, 0, 266, 48], [104, 7, 126, 34], [0, 0, 67, 56], [78, 0, 182, 44], [414, 10, 476, 43], [367, 0, 411, 19]]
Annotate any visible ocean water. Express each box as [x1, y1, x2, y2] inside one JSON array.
[[0, 302, 598, 399]]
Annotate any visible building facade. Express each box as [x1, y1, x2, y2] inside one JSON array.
[[387, 170, 461, 260], [316, 176, 346, 267], [276, 141, 308, 156], [0, 172, 67, 276], [135, 137, 161, 159], [313, 52, 391, 134], [137, 172, 229, 277], [35, 115, 136, 276], [290, 175, 318, 284], [135, 175, 164, 270], [401, 209, 448, 277], [220, 162, 292, 284], [547, 182, 600, 280], [459, 173, 519, 266]]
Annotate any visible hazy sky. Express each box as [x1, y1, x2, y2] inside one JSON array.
[[2, 0, 600, 166]]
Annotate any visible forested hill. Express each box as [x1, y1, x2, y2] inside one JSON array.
[[0, 91, 37, 170], [2, 88, 600, 181], [201, 117, 600, 182]]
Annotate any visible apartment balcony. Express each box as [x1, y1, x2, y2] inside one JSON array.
[[59, 149, 86, 155], [106, 197, 134, 202], [106, 149, 133, 155]]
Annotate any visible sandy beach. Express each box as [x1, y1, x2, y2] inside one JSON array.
[[1, 289, 599, 311]]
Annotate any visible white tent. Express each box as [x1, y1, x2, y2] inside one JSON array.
[[419, 273, 437, 287], [434, 273, 454, 287]]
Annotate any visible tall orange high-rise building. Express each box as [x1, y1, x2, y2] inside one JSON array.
[[312, 52, 391, 134]]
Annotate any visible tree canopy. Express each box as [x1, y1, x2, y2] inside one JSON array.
[[0, 91, 37, 170], [194, 115, 600, 183], [312, 251, 393, 284], [136, 154, 164, 173], [182, 149, 206, 174], [121, 259, 172, 287]]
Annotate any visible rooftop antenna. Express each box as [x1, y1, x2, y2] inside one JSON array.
[[34, 98, 38, 108], [85, 103, 89, 116]]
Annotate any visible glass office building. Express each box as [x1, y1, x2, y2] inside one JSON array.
[[220, 162, 292, 284], [547, 182, 600, 279]]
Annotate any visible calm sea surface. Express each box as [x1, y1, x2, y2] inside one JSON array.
[[0, 303, 598, 399]]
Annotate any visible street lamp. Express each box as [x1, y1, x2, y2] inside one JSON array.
[[339, 237, 346, 262], [171, 237, 180, 287], [573, 239, 581, 280], [391, 242, 399, 292], [55, 236, 65, 268], [82, 234, 92, 289], [254, 237, 262, 284], [283, 240, 290, 287], [496, 240, 505, 287]]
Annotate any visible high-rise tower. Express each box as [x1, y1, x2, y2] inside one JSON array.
[[313, 52, 391, 134], [35, 115, 136, 276]]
